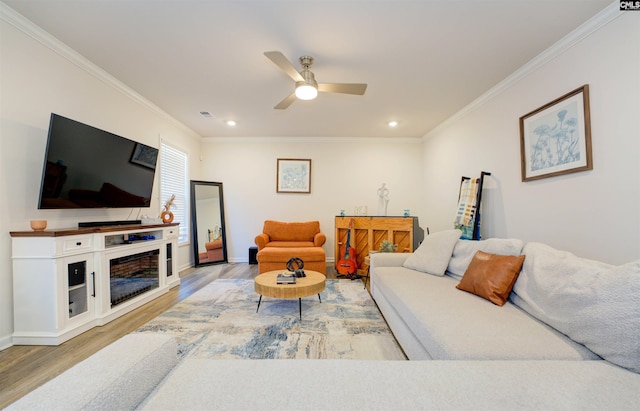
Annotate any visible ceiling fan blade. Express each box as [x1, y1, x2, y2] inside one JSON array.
[[264, 51, 304, 83], [274, 92, 297, 110], [318, 83, 367, 95]]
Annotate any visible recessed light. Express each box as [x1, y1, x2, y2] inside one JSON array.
[[226, 120, 237, 126], [388, 120, 398, 127]]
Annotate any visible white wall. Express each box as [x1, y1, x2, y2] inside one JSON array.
[[422, 11, 640, 264], [0, 16, 202, 348], [200, 138, 424, 262]]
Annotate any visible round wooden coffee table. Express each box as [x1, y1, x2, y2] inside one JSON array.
[[254, 270, 326, 320]]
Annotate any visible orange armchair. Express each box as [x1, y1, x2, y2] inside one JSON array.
[[254, 220, 327, 274]]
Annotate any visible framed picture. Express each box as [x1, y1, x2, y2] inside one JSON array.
[[130, 143, 158, 170], [519, 85, 592, 182], [277, 158, 311, 193]]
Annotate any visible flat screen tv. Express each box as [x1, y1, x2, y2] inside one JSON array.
[[38, 113, 159, 209]]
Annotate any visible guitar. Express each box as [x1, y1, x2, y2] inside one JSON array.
[[336, 219, 358, 275]]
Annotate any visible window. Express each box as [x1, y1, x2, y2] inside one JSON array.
[[160, 142, 189, 243]]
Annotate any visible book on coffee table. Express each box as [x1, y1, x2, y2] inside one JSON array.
[[277, 273, 297, 284]]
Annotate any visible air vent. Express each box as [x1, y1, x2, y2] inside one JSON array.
[[199, 111, 213, 118]]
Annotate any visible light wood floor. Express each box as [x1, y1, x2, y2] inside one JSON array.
[[0, 263, 350, 408]]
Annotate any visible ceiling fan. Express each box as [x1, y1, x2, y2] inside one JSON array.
[[264, 51, 367, 110]]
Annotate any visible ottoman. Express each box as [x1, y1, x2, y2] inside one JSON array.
[[257, 246, 326, 274]]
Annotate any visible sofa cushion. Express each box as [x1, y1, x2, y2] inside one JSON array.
[[265, 241, 315, 248], [141, 359, 640, 411], [373, 267, 598, 360], [446, 238, 525, 280], [402, 229, 461, 276], [257, 246, 326, 263], [263, 220, 320, 242], [512, 242, 640, 373], [7, 333, 178, 410], [456, 251, 525, 306]]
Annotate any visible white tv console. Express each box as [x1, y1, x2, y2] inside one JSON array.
[[10, 223, 180, 345]]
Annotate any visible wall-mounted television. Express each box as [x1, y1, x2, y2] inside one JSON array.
[[38, 113, 158, 209]]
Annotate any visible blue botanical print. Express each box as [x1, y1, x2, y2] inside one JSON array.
[[530, 103, 581, 171]]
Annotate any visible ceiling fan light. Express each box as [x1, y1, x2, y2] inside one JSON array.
[[295, 84, 318, 100]]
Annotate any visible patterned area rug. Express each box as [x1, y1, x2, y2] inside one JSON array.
[[135, 279, 406, 360]]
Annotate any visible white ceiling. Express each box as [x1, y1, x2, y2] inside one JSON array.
[[4, 0, 612, 138]]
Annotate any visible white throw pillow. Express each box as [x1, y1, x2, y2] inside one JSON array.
[[402, 229, 461, 276], [447, 238, 525, 280]]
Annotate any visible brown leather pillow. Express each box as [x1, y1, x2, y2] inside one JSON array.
[[456, 251, 526, 306]]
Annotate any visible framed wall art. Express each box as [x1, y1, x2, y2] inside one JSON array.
[[276, 158, 311, 193], [519, 85, 592, 182]]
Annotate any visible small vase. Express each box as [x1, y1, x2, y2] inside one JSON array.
[[161, 211, 174, 223]]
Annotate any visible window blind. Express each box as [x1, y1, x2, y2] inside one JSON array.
[[160, 143, 189, 243]]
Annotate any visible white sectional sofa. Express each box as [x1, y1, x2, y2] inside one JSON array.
[[371, 236, 599, 361], [9, 231, 640, 410], [369, 230, 640, 404]]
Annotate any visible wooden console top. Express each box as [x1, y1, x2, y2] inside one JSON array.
[[10, 223, 179, 237]]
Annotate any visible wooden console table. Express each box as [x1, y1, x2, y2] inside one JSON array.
[[334, 216, 424, 273]]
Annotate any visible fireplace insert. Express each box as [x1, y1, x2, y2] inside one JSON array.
[[109, 249, 160, 306]]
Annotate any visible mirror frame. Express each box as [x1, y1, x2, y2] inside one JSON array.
[[190, 180, 227, 266]]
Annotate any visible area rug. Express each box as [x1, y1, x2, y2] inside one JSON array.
[[135, 279, 406, 360]]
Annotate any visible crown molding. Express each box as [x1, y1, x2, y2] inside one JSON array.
[[0, 1, 201, 140], [202, 136, 423, 144], [423, 1, 622, 140]]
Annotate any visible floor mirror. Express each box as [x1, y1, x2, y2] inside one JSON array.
[[190, 180, 227, 266]]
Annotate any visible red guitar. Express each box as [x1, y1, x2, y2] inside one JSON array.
[[336, 219, 358, 275]]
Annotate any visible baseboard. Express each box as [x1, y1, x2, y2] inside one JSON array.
[[0, 334, 13, 350], [12, 322, 97, 346]]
